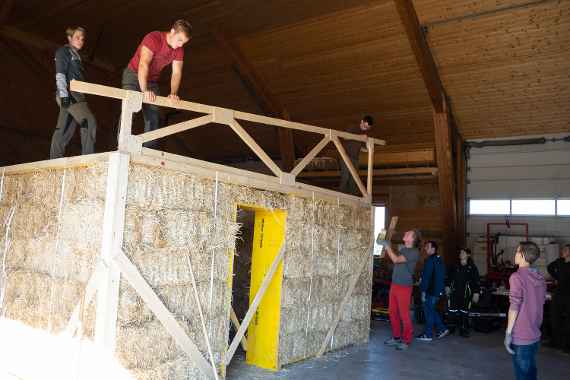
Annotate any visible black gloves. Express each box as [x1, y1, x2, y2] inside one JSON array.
[[60, 97, 71, 108]]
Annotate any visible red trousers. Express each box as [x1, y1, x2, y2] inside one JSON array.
[[389, 283, 413, 344]]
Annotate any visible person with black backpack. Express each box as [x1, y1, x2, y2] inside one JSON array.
[[417, 241, 449, 342], [446, 248, 481, 337]]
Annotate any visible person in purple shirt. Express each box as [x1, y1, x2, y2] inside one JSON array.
[[504, 241, 547, 380]]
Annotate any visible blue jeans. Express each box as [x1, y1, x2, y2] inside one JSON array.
[[423, 295, 446, 337], [512, 342, 539, 380]]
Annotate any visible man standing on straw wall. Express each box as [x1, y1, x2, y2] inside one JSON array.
[[377, 229, 421, 351], [50, 26, 97, 159], [121, 19, 192, 148]]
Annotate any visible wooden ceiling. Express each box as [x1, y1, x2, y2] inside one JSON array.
[[0, 0, 568, 166]]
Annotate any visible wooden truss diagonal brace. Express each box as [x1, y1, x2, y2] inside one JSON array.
[[228, 119, 283, 178], [138, 114, 214, 143], [316, 240, 374, 357], [230, 307, 248, 351], [290, 135, 331, 177], [366, 139, 375, 196], [114, 249, 216, 380], [331, 135, 368, 197], [225, 242, 286, 366]]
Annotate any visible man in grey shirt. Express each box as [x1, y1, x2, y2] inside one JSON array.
[[377, 229, 421, 350]]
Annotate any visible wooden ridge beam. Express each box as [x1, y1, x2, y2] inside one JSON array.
[[213, 30, 295, 171], [394, 0, 444, 113]]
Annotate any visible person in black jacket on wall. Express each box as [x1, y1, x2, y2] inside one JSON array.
[[50, 26, 97, 159], [547, 244, 570, 352], [446, 248, 481, 337]]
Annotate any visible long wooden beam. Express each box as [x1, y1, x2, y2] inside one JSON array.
[[70, 80, 386, 146], [394, 0, 444, 113], [213, 30, 296, 171]]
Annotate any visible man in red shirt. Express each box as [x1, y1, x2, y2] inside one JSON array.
[[122, 19, 192, 147]]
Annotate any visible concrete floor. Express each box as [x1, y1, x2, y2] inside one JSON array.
[[228, 320, 570, 380]]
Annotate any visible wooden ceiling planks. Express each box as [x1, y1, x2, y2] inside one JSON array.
[[415, 0, 570, 139]]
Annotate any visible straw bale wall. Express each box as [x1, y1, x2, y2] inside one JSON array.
[[121, 162, 372, 377], [0, 157, 372, 379], [0, 163, 108, 337]]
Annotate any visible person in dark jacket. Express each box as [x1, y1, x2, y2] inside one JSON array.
[[547, 244, 570, 352], [339, 115, 373, 195], [50, 26, 97, 158], [446, 248, 480, 337], [417, 240, 449, 341]]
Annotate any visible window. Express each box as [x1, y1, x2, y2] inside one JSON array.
[[558, 199, 570, 216], [511, 199, 555, 216], [373, 206, 386, 256], [469, 200, 510, 215]]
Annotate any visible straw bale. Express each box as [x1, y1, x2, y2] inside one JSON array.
[[281, 277, 311, 308], [283, 247, 312, 278], [340, 294, 371, 322], [280, 304, 308, 335], [278, 330, 307, 365], [129, 357, 208, 380], [286, 196, 312, 222], [116, 316, 226, 370], [307, 302, 335, 331], [304, 330, 328, 356], [6, 239, 98, 283], [11, 171, 64, 206], [59, 201, 105, 252], [3, 270, 94, 334], [123, 247, 232, 287], [10, 204, 58, 240], [64, 163, 108, 203], [310, 276, 342, 304]]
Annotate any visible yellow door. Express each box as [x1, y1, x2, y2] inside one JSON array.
[[246, 208, 286, 370]]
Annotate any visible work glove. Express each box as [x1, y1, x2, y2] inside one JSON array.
[[445, 286, 451, 296], [504, 333, 514, 355], [472, 293, 480, 304], [421, 292, 426, 303], [376, 239, 390, 248], [60, 96, 71, 108]]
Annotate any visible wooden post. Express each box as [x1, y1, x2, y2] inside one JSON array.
[[94, 152, 130, 352], [434, 100, 458, 264], [366, 138, 375, 196], [455, 132, 466, 248], [117, 90, 143, 153]]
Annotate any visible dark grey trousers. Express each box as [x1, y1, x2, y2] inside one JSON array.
[[339, 154, 360, 195], [50, 97, 97, 159], [121, 68, 160, 148]]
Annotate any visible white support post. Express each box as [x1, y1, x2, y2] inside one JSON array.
[[66, 262, 104, 335], [117, 90, 143, 153], [94, 152, 130, 352], [366, 138, 375, 197], [114, 249, 216, 379], [225, 242, 285, 366]]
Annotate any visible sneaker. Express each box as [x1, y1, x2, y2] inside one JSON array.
[[395, 342, 409, 350], [416, 334, 433, 342], [436, 329, 450, 339], [384, 337, 401, 346]]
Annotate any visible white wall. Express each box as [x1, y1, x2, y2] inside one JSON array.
[[465, 135, 570, 274]]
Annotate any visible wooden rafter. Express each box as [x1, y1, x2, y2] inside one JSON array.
[[394, 0, 444, 113], [213, 29, 296, 171], [0, 26, 116, 73]]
